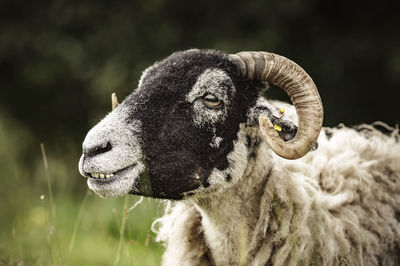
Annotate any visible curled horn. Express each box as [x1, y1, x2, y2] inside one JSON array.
[[229, 52, 323, 159], [111, 92, 119, 110]]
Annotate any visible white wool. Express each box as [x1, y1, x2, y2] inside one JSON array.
[[156, 121, 400, 265], [153, 202, 212, 266]]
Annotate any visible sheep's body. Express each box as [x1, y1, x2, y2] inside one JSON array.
[[156, 102, 400, 266], [78, 49, 400, 265]]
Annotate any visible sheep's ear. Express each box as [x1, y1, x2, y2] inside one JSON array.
[[247, 99, 298, 142]]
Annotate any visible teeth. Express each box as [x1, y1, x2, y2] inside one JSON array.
[[90, 173, 115, 179]]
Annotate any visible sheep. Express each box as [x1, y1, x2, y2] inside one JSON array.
[[78, 49, 400, 265]]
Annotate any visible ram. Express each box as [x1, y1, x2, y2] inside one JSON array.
[[78, 49, 400, 265]]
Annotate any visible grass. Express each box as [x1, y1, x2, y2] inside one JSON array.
[[0, 113, 165, 265], [3, 195, 164, 265], [1, 187, 165, 265]]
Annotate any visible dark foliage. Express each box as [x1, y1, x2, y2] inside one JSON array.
[[0, 0, 398, 160]]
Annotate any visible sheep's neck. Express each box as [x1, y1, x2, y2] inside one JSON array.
[[194, 146, 272, 265]]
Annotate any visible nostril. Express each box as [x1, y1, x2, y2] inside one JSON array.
[[84, 141, 113, 157]]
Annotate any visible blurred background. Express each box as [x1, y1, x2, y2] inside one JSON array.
[[0, 0, 399, 265]]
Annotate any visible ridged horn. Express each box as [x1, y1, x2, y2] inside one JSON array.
[[229, 52, 323, 159]]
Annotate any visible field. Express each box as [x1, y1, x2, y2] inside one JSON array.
[[0, 113, 165, 265], [1, 1, 398, 264]]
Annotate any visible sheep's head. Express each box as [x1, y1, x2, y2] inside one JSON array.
[[78, 49, 323, 199]]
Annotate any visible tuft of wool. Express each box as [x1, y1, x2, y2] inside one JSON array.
[[154, 202, 212, 266], [156, 122, 400, 266]]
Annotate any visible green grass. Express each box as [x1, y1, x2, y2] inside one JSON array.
[[1, 189, 165, 265], [0, 188, 165, 265], [0, 113, 165, 265]]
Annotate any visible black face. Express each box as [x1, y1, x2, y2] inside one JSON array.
[[123, 50, 260, 199]]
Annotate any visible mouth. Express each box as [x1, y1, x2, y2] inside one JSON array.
[[86, 164, 136, 184], [84, 162, 144, 198]]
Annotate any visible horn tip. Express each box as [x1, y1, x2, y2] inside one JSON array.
[[111, 92, 119, 110]]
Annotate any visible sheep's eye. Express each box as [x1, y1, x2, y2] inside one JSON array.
[[203, 94, 222, 108]]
